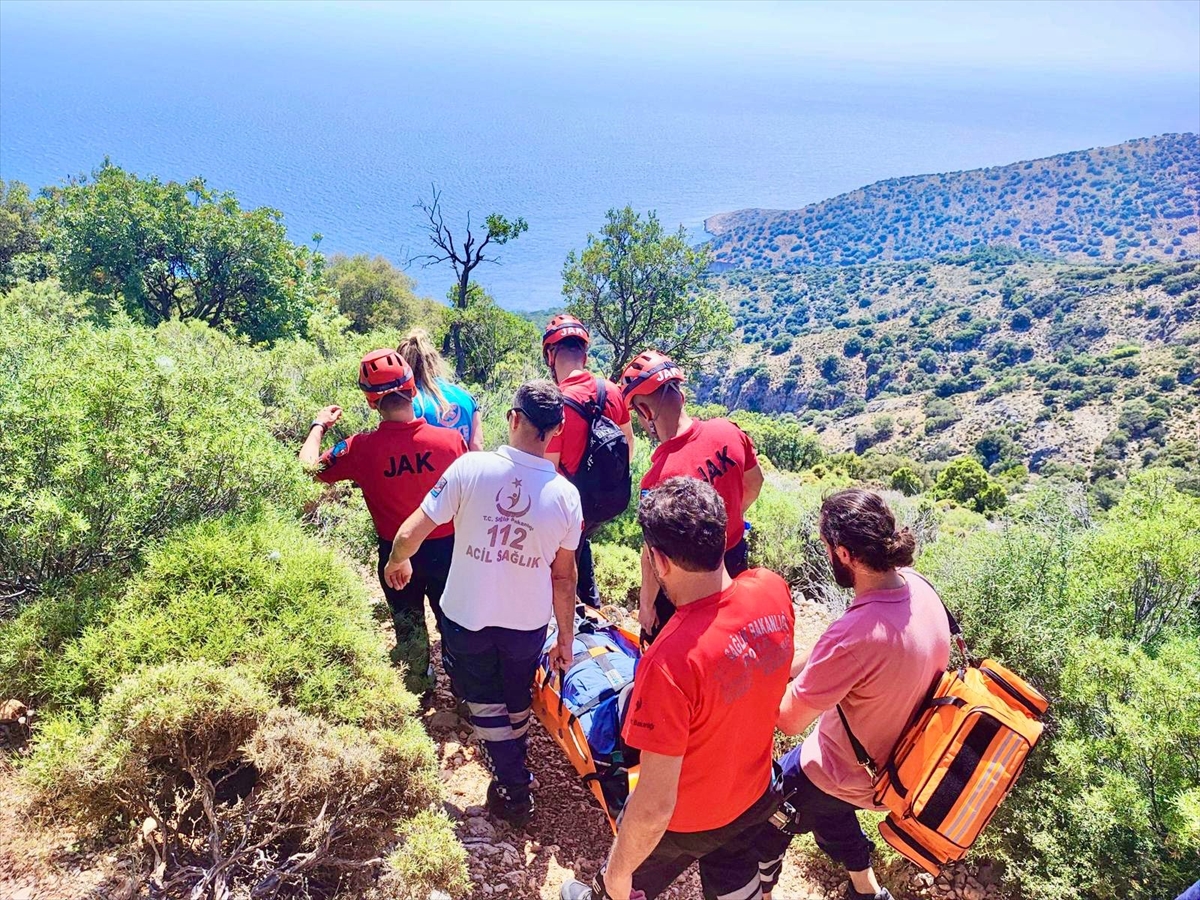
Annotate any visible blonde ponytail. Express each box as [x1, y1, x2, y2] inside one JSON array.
[[398, 328, 448, 413]]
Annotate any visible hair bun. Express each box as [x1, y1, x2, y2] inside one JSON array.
[[887, 526, 917, 567]]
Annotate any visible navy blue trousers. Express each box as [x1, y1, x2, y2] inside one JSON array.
[[440, 616, 547, 798], [748, 747, 875, 889]]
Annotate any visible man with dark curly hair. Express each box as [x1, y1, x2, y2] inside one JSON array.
[[561, 477, 793, 900]]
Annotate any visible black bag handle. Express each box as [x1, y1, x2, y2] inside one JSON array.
[[836, 703, 877, 776]]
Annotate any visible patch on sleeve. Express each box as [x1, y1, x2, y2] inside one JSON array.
[[429, 476, 447, 498], [318, 440, 349, 473]]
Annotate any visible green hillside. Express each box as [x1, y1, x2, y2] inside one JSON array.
[[706, 134, 1199, 267], [699, 252, 1199, 499]]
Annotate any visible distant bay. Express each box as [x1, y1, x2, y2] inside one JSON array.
[[3, 3, 1197, 310]]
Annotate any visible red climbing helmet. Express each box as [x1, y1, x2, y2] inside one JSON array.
[[358, 349, 415, 408], [620, 350, 684, 400], [542, 314, 591, 362]]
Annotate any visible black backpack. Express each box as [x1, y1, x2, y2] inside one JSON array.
[[562, 377, 632, 534]]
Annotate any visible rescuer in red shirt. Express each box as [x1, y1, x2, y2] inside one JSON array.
[[559, 477, 794, 900], [299, 348, 466, 696], [619, 350, 765, 640], [543, 314, 635, 607]]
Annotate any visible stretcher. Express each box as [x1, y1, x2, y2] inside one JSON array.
[[530, 607, 642, 833]]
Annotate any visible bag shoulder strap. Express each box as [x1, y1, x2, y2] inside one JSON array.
[[836, 703, 876, 774], [836, 570, 965, 778], [904, 568, 963, 638], [561, 377, 606, 424]]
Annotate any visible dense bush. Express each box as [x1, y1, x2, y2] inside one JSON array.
[[324, 252, 424, 333], [27, 664, 460, 899], [890, 466, 923, 496], [592, 543, 642, 608], [729, 410, 825, 471], [0, 309, 316, 595], [16, 517, 465, 898], [49, 516, 416, 727], [932, 458, 1008, 513], [0, 277, 490, 899], [921, 476, 1200, 900]]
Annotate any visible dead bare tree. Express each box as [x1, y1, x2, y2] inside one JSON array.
[[414, 186, 527, 379]]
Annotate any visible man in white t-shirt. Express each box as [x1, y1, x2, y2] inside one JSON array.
[[385, 380, 583, 826]]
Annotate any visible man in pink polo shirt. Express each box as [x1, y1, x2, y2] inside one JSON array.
[[752, 488, 951, 900]]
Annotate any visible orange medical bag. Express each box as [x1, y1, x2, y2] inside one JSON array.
[[839, 598, 1049, 874]]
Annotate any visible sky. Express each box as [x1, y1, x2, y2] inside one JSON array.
[[3, 0, 1199, 82]]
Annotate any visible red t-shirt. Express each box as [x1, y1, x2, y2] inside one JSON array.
[[640, 418, 759, 550], [622, 568, 794, 832], [546, 370, 630, 477], [316, 419, 466, 541]]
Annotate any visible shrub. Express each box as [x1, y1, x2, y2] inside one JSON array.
[[853, 415, 894, 454], [730, 411, 825, 472], [919, 481, 1200, 900], [27, 675, 457, 899], [974, 428, 1023, 472], [922, 397, 961, 434], [1117, 398, 1168, 441], [1044, 636, 1200, 898], [746, 479, 846, 610], [0, 571, 122, 703], [0, 312, 315, 594], [890, 466, 923, 496], [747, 477, 930, 610], [0, 276, 99, 325], [592, 543, 641, 608], [26, 661, 274, 825], [932, 458, 1008, 513], [46, 515, 416, 728], [18, 513, 459, 898], [382, 810, 472, 899], [324, 253, 422, 333]]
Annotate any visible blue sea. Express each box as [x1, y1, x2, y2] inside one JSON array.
[[3, 1, 1198, 310]]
